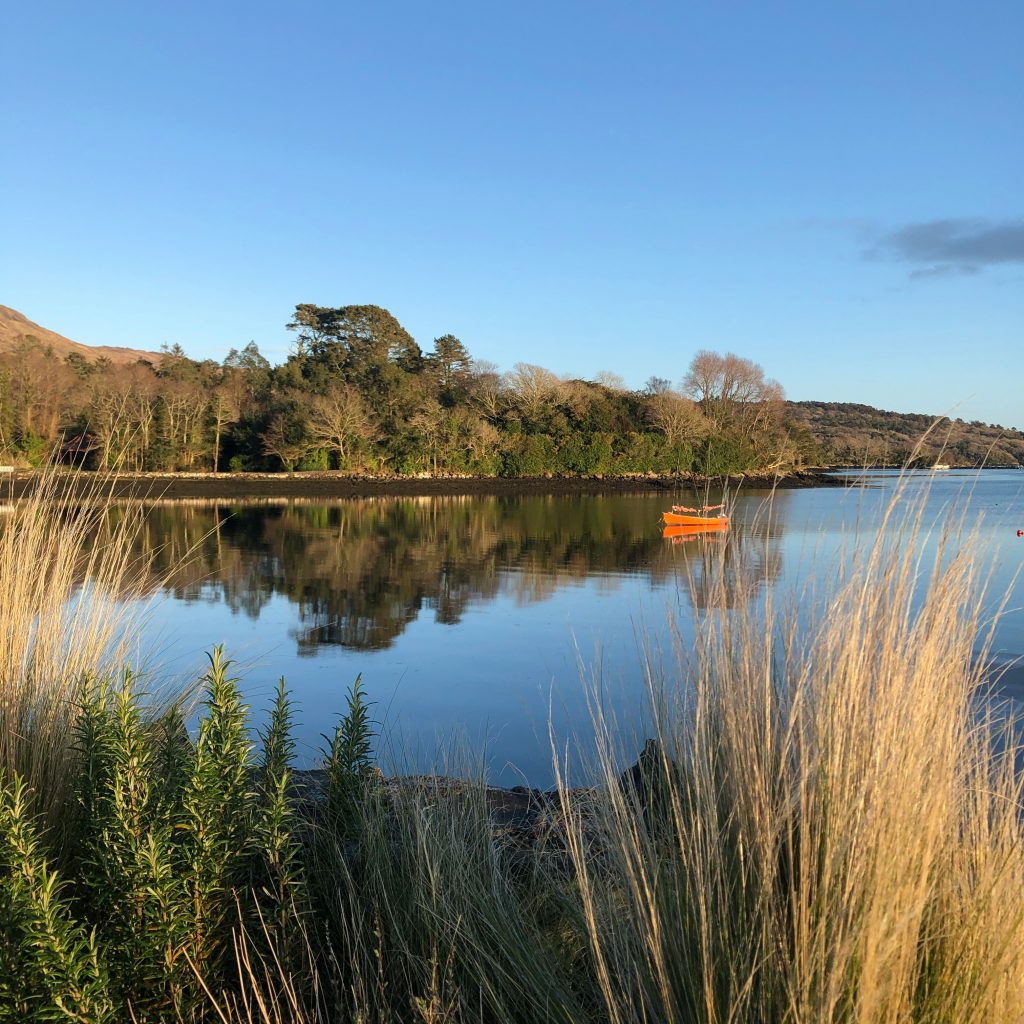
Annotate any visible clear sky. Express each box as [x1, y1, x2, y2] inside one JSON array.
[[3, 1, 1022, 427]]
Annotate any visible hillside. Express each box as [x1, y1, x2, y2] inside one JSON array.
[[0, 305, 161, 365], [787, 401, 1024, 468]]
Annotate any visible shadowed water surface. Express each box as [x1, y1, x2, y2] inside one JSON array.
[[105, 471, 1024, 785]]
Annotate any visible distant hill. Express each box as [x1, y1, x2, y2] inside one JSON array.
[[787, 401, 1024, 468], [0, 305, 161, 366]]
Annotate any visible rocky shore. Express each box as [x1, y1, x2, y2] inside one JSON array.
[[289, 742, 668, 860], [3, 468, 843, 501]]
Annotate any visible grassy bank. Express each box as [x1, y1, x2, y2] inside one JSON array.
[[1, 472, 1022, 1022]]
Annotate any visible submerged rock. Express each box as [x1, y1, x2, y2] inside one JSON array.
[[618, 738, 675, 821]]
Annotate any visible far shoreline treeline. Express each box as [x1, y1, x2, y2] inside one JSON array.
[[0, 467, 844, 502], [2, 303, 1022, 475]]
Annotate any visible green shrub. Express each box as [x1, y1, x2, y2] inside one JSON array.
[[501, 435, 555, 477], [322, 674, 375, 838], [74, 674, 186, 1011], [181, 648, 255, 986], [297, 447, 329, 472], [0, 771, 115, 1022], [15, 430, 51, 468], [694, 434, 756, 474], [557, 432, 612, 474], [612, 431, 659, 473]]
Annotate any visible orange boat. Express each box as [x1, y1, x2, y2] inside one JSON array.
[[661, 503, 729, 528]]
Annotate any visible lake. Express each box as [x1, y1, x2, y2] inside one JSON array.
[[120, 470, 1024, 786]]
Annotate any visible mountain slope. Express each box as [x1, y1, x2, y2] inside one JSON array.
[[0, 305, 161, 365], [787, 400, 1024, 468]]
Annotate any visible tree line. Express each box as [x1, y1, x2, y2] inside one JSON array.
[[0, 303, 821, 475]]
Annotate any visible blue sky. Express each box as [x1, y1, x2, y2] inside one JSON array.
[[3, 1, 1022, 427]]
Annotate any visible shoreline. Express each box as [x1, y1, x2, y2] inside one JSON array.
[[3, 468, 844, 501]]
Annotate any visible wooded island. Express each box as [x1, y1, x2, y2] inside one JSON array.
[[2, 303, 1021, 474]]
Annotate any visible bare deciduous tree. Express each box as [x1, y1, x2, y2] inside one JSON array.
[[209, 386, 240, 473], [464, 412, 502, 466], [682, 350, 784, 438], [408, 398, 445, 473], [644, 375, 672, 396], [560, 380, 595, 424], [594, 370, 626, 392], [504, 362, 563, 425], [466, 360, 505, 422], [308, 386, 379, 468], [261, 413, 309, 473], [646, 391, 709, 446], [161, 382, 208, 469]]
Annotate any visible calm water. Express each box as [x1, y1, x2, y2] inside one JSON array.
[[119, 470, 1024, 785]]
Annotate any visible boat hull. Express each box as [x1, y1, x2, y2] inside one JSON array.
[[662, 512, 729, 527]]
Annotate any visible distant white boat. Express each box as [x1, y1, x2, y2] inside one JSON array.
[[931, 462, 950, 471]]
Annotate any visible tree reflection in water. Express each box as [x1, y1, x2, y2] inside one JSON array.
[[115, 493, 789, 651]]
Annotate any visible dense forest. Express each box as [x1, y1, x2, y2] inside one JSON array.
[[1, 303, 1020, 473], [0, 303, 815, 475]]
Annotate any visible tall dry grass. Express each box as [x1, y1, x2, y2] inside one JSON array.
[[198, 476, 1024, 1023], [2, 463, 1021, 1022], [0, 468, 155, 836], [555, 480, 1024, 1023]]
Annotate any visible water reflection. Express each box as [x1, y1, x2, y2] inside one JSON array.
[[16, 474, 1020, 786], [122, 494, 789, 652]]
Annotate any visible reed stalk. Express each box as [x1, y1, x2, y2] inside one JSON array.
[[0, 468, 154, 840], [554, 476, 1024, 1023]]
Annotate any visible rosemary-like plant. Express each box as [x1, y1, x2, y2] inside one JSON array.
[[322, 674, 375, 838], [0, 771, 115, 1022]]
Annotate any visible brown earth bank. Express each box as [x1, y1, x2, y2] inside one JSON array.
[[1, 468, 843, 501]]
